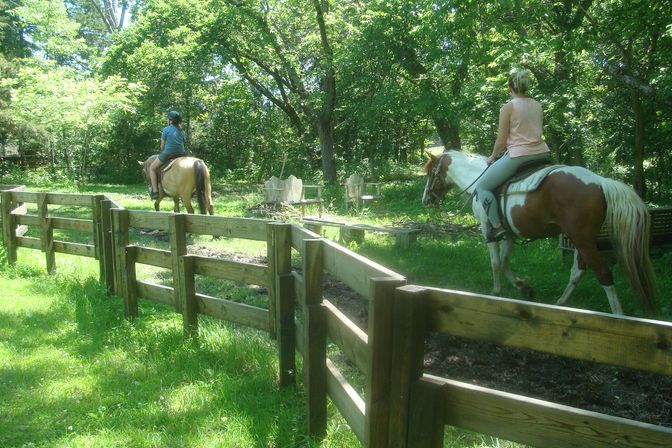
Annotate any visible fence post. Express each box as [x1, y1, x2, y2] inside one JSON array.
[[273, 223, 295, 387], [366, 276, 407, 448], [407, 377, 446, 448], [266, 224, 277, 339], [92, 195, 105, 281], [100, 199, 115, 293], [169, 213, 187, 312], [37, 193, 55, 274], [302, 238, 327, 437], [1, 191, 17, 264], [177, 254, 198, 338], [112, 208, 137, 319], [124, 246, 139, 319], [388, 285, 429, 448]]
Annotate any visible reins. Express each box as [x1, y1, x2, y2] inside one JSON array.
[[429, 152, 491, 212]]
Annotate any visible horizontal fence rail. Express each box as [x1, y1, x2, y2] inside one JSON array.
[[389, 285, 672, 448], [1, 189, 104, 276], [424, 287, 672, 375], [427, 373, 672, 448], [284, 224, 406, 447], [111, 209, 275, 338], [2, 185, 671, 448]]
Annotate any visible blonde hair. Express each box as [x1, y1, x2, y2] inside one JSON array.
[[508, 69, 531, 94]]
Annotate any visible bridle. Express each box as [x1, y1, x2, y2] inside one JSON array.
[[426, 151, 492, 205]]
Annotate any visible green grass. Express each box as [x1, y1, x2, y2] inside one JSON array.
[[0, 260, 531, 448], [0, 254, 359, 448], [1, 177, 670, 447]]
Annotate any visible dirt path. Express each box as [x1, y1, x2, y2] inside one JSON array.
[[185, 235, 671, 428]]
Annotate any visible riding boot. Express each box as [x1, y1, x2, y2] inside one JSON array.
[[480, 196, 507, 242], [485, 225, 507, 243]]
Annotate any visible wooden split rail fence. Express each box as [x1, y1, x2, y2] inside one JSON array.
[[1, 186, 671, 448]]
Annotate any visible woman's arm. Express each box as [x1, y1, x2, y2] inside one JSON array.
[[488, 102, 512, 164]]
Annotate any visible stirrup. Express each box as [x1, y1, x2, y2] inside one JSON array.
[[485, 226, 507, 243]]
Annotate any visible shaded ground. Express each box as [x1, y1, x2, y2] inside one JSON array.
[[323, 275, 672, 429], [183, 222, 671, 429]]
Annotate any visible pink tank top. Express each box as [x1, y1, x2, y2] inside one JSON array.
[[506, 97, 550, 157]]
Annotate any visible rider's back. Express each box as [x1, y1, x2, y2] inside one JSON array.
[[507, 97, 549, 157]]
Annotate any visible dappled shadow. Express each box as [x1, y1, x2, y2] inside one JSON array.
[[1, 275, 323, 447]]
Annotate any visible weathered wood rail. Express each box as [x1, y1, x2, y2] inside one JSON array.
[[2, 185, 671, 448], [110, 208, 275, 337], [276, 223, 406, 445], [301, 218, 420, 248], [389, 286, 672, 447]]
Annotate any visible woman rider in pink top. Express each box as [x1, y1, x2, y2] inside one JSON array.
[[474, 69, 551, 242]]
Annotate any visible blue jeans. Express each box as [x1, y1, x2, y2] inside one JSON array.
[[474, 151, 550, 227]]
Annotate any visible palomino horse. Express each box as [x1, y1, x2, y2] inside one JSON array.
[[422, 150, 657, 315], [139, 155, 215, 215]]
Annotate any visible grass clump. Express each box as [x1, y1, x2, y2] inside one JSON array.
[[0, 258, 359, 448]]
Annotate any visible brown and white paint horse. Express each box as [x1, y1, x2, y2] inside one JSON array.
[[422, 150, 657, 315]]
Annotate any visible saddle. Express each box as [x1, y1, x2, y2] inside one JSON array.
[[158, 153, 189, 191], [494, 160, 563, 236], [159, 153, 189, 177]]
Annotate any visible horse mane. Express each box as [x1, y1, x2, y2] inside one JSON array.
[[449, 149, 486, 161], [424, 149, 486, 174], [422, 157, 433, 174]]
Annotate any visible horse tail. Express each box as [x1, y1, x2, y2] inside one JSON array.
[[600, 178, 657, 312], [194, 159, 207, 214]]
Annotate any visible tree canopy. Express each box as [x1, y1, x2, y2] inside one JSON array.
[[1, 0, 671, 202]]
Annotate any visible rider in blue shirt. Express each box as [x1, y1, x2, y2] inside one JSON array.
[[149, 111, 187, 199]]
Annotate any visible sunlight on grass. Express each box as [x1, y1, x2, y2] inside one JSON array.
[[1, 180, 669, 448], [0, 256, 340, 448]]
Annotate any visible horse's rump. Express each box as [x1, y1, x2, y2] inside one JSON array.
[[152, 156, 214, 215]]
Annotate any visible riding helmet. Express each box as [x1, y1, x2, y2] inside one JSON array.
[[166, 110, 182, 123]]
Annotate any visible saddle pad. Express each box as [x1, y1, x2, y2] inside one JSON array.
[[505, 165, 564, 194], [161, 158, 179, 173]]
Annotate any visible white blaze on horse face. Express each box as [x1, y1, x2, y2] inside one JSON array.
[[422, 176, 432, 205]]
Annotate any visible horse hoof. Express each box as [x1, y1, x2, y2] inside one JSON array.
[[489, 290, 502, 297], [520, 285, 534, 300]]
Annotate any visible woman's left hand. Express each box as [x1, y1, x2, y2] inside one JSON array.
[[486, 155, 496, 166]]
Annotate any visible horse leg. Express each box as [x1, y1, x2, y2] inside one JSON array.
[[499, 239, 534, 300], [173, 197, 180, 213], [154, 198, 160, 212], [486, 242, 503, 296], [183, 195, 194, 214], [575, 245, 623, 314], [602, 285, 624, 315], [556, 249, 585, 306]]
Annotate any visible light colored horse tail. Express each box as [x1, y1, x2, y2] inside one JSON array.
[[194, 159, 211, 215], [600, 178, 657, 312]]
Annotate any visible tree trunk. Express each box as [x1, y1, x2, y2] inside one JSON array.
[[631, 88, 646, 199], [392, 41, 462, 150], [434, 116, 461, 150], [313, 0, 337, 183], [316, 117, 336, 182]]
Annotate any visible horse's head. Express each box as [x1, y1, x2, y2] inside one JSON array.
[[138, 156, 156, 184], [422, 151, 454, 207]]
